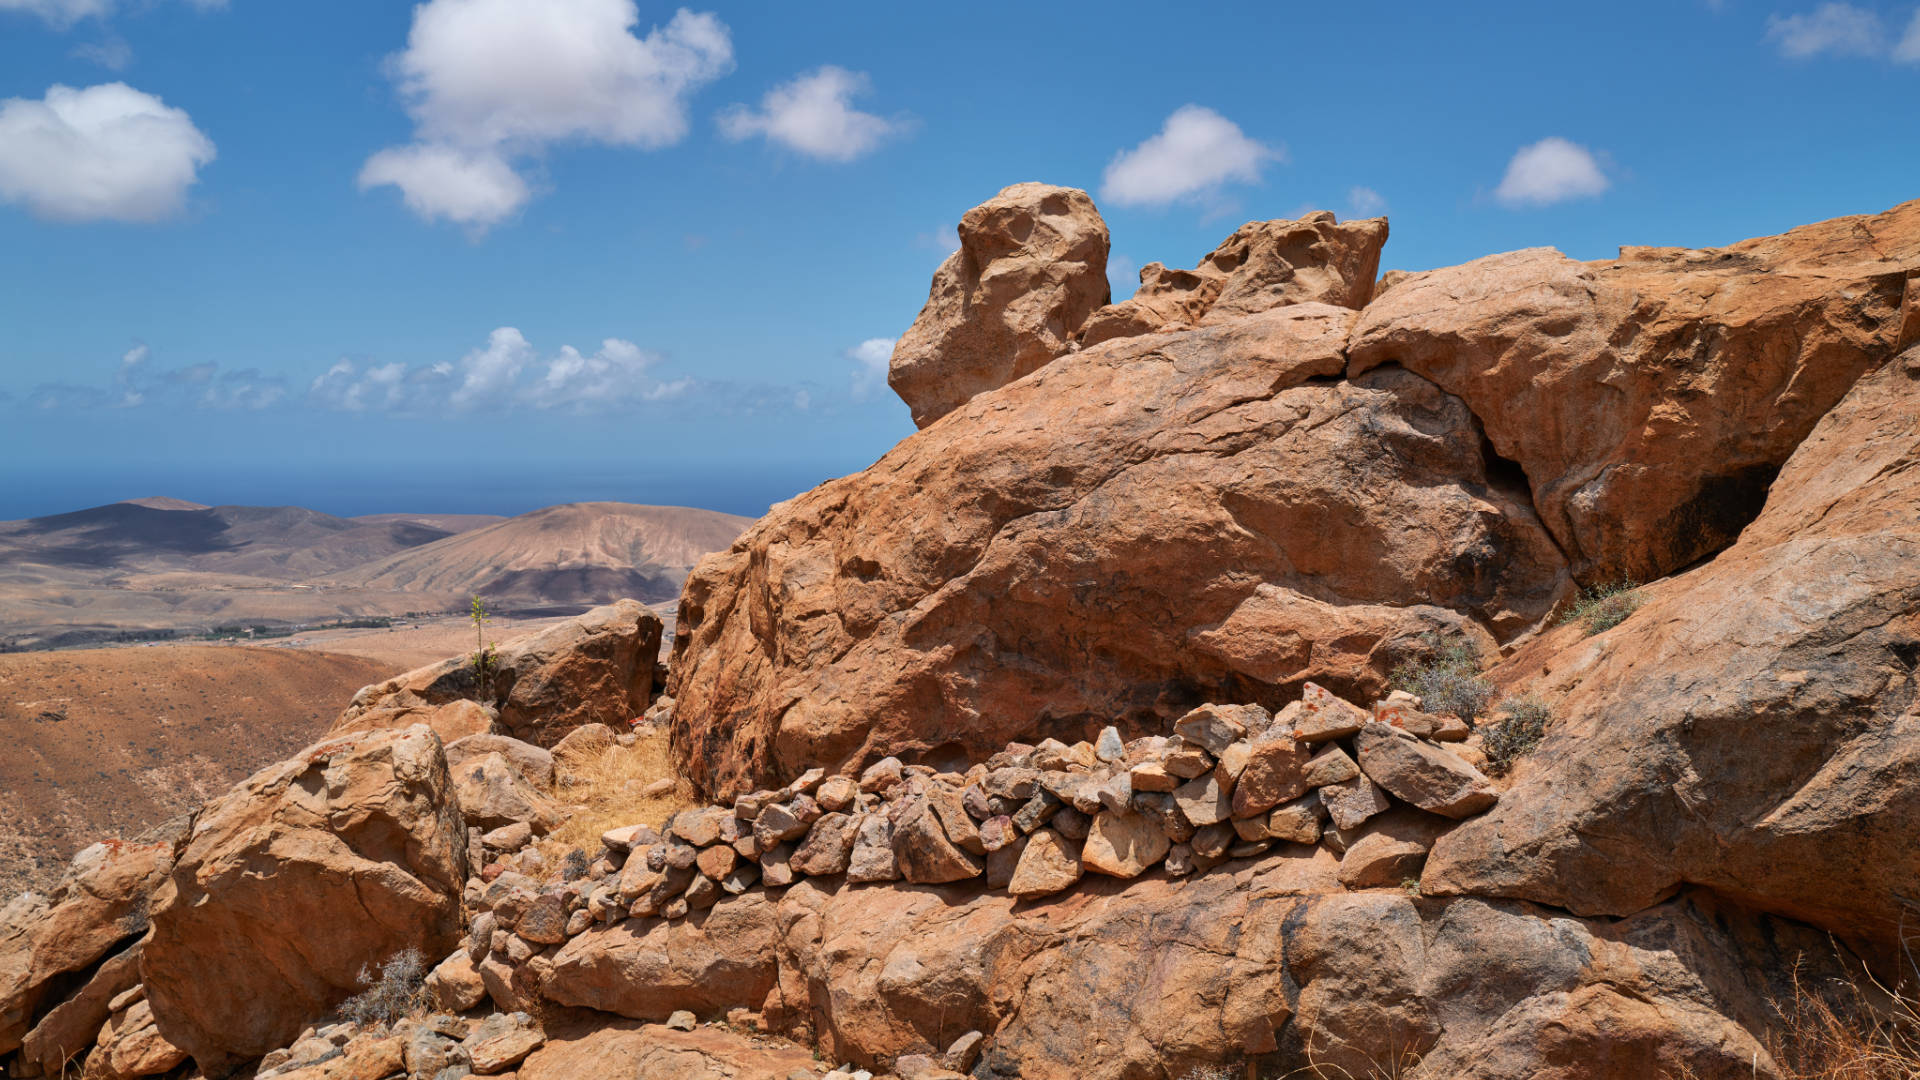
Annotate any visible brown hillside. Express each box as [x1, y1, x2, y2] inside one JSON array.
[[0, 644, 397, 899], [335, 501, 753, 606]]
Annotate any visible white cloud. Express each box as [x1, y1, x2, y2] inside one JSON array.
[[308, 329, 691, 414], [847, 337, 894, 399], [71, 36, 131, 70], [360, 1, 733, 231], [0, 0, 111, 28], [1493, 137, 1609, 208], [1766, 3, 1886, 57], [21, 345, 285, 410], [718, 66, 902, 161], [1347, 186, 1387, 217], [357, 144, 528, 229], [1100, 105, 1280, 208], [1897, 8, 1920, 61], [0, 83, 215, 223]]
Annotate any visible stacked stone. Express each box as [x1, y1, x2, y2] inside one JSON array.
[[457, 683, 1500, 964]]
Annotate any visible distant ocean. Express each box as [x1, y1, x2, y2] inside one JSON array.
[[0, 460, 862, 521]]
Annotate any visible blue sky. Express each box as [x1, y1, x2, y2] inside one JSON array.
[[1, 0, 1916, 519]]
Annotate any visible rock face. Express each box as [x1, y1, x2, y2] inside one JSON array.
[[0, 841, 173, 1059], [673, 298, 1569, 796], [1424, 345, 1920, 951], [141, 726, 468, 1072], [1348, 199, 1920, 583], [1077, 212, 1388, 348], [888, 183, 1110, 428], [335, 600, 663, 748]]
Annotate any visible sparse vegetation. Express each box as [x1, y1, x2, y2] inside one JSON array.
[[469, 593, 498, 700], [1763, 957, 1920, 1080], [1390, 633, 1498, 723], [1481, 693, 1552, 776], [1560, 581, 1644, 636], [335, 947, 427, 1026], [540, 726, 693, 857]]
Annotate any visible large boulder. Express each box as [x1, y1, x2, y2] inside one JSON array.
[[888, 183, 1110, 428], [0, 840, 173, 1058], [539, 892, 780, 1019], [141, 726, 468, 1072], [335, 600, 663, 748], [1348, 197, 1920, 583], [1423, 345, 1920, 953], [672, 302, 1568, 796], [517, 1020, 817, 1080], [1077, 211, 1388, 348]]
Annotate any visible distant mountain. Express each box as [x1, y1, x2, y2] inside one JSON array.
[[334, 502, 754, 606]]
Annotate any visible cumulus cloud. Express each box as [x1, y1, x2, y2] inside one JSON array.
[[718, 66, 903, 161], [847, 337, 894, 399], [360, 0, 733, 231], [309, 328, 691, 414], [1766, 3, 1887, 57], [0, 83, 215, 223], [1100, 105, 1280, 208], [1494, 137, 1609, 208]]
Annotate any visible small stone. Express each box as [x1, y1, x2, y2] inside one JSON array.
[[978, 814, 1019, 852], [1173, 704, 1254, 753], [846, 812, 901, 883], [759, 842, 796, 887], [1029, 738, 1073, 771], [721, 861, 761, 895], [784, 767, 827, 798], [816, 775, 859, 811], [1373, 701, 1442, 739], [1232, 814, 1271, 843], [1227, 839, 1273, 859], [945, 1031, 986, 1072], [1164, 746, 1214, 779], [1267, 794, 1326, 845], [891, 798, 985, 883], [1012, 790, 1063, 833], [564, 909, 591, 936], [1095, 771, 1133, 814], [983, 767, 1041, 801], [670, 807, 730, 847], [1129, 761, 1180, 792], [735, 790, 775, 820], [754, 802, 812, 852], [696, 844, 738, 880], [1131, 790, 1196, 843], [1300, 745, 1361, 788], [1320, 774, 1391, 831], [1050, 806, 1091, 840], [1293, 682, 1369, 743], [463, 1012, 544, 1074], [1007, 827, 1083, 898], [515, 893, 568, 945], [664, 840, 698, 871], [684, 873, 720, 909], [791, 811, 856, 876], [661, 897, 689, 919], [641, 777, 677, 798], [985, 833, 1029, 890], [1433, 715, 1472, 742], [1163, 842, 1196, 877], [1231, 735, 1312, 818], [1081, 810, 1170, 878], [1355, 723, 1500, 817], [1190, 822, 1233, 859], [1172, 773, 1232, 826], [1214, 741, 1252, 787], [926, 784, 987, 855], [962, 785, 995, 820], [860, 756, 905, 793], [666, 1010, 697, 1031], [480, 821, 533, 852], [1094, 726, 1125, 762]]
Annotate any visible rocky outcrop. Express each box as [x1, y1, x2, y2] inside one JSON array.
[[1077, 211, 1388, 348], [141, 726, 468, 1073], [517, 1020, 817, 1080], [1423, 345, 1920, 951], [1349, 199, 1920, 584], [0, 840, 173, 1060], [673, 296, 1569, 796], [335, 600, 663, 748], [888, 183, 1110, 428]]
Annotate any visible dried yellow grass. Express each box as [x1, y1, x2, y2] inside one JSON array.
[[1764, 959, 1920, 1080], [538, 726, 695, 858]]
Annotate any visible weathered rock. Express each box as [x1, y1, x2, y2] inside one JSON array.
[[844, 814, 900, 884], [480, 821, 533, 852], [1230, 735, 1311, 818], [789, 813, 855, 877], [1347, 199, 1920, 583], [453, 752, 563, 833], [464, 1011, 543, 1074], [671, 301, 1568, 798], [1266, 795, 1325, 846], [141, 726, 468, 1072], [517, 893, 569, 945], [888, 183, 1110, 427], [1171, 704, 1253, 754], [1079, 811, 1169, 879], [426, 950, 488, 1012], [0, 840, 171, 1058], [1005, 828, 1082, 899], [446, 734, 556, 789], [79, 998, 187, 1080], [551, 722, 616, 760], [1425, 346, 1920, 951], [695, 843, 738, 881], [516, 1021, 817, 1080], [1335, 809, 1451, 889], [1170, 773, 1231, 827], [890, 800, 985, 884], [1318, 774, 1390, 831], [670, 807, 732, 848], [1291, 683, 1368, 743], [1077, 212, 1388, 347], [540, 893, 779, 1019], [19, 944, 142, 1078], [331, 698, 496, 746], [1298, 745, 1359, 789], [1355, 724, 1498, 818], [336, 600, 664, 748]]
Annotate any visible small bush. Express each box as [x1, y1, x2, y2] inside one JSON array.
[[1482, 694, 1552, 776], [336, 948, 427, 1027], [1765, 958, 1920, 1079], [1560, 581, 1643, 636], [1391, 634, 1498, 723]]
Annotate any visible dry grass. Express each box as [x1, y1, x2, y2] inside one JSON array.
[[1764, 959, 1920, 1080], [539, 726, 695, 857]]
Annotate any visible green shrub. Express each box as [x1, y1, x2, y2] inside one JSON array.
[[1560, 581, 1643, 636], [1482, 694, 1553, 776], [1391, 634, 1498, 723], [336, 948, 427, 1027]]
